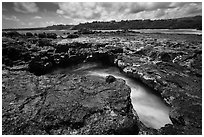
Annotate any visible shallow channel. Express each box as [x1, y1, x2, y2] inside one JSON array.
[[54, 62, 172, 129]]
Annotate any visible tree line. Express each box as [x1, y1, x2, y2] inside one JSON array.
[[72, 15, 202, 30]]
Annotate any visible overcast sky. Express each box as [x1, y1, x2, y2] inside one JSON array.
[[2, 2, 202, 29]]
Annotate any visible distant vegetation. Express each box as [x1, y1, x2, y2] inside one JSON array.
[[3, 24, 74, 31], [2, 16, 202, 31], [46, 24, 74, 30], [72, 16, 202, 30], [2, 31, 57, 39]]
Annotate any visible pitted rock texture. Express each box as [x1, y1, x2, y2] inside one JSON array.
[[2, 69, 139, 135], [113, 35, 202, 135], [2, 32, 202, 135]]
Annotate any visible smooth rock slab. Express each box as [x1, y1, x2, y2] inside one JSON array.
[[2, 70, 139, 135]]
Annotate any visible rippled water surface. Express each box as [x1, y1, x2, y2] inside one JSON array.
[[56, 62, 172, 129]]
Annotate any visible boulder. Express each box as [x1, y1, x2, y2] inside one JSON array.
[[46, 33, 57, 39], [37, 38, 53, 47], [38, 32, 47, 38], [2, 43, 31, 66], [55, 44, 70, 53], [25, 32, 34, 37], [5, 31, 22, 38], [67, 34, 79, 39], [105, 75, 116, 83], [28, 56, 54, 75]]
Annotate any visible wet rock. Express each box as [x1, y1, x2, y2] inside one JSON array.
[[2, 31, 7, 37], [67, 34, 79, 39], [28, 55, 54, 75], [4, 31, 22, 38], [105, 45, 123, 54], [105, 75, 116, 83], [38, 32, 47, 38], [25, 32, 34, 37], [55, 44, 70, 53], [159, 52, 172, 62], [71, 42, 92, 48], [46, 33, 57, 39], [37, 38, 53, 47], [2, 43, 31, 66]]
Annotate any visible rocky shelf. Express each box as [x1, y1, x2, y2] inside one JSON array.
[[2, 31, 202, 135]]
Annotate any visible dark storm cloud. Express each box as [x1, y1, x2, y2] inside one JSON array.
[[2, 2, 202, 29]]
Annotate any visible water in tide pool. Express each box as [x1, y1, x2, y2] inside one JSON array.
[[55, 62, 172, 129]]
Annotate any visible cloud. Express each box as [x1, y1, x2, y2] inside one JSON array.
[[56, 3, 102, 19], [55, 2, 202, 22], [45, 21, 56, 26], [14, 2, 39, 13], [160, 3, 202, 19], [3, 15, 20, 21], [34, 16, 42, 19], [127, 2, 172, 13], [28, 22, 34, 26], [3, 2, 202, 29]]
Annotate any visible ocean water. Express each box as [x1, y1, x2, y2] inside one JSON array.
[[15, 29, 202, 36], [16, 29, 77, 36], [95, 29, 202, 35]]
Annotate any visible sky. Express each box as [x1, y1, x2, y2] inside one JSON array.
[[2, 2, 202, 29]]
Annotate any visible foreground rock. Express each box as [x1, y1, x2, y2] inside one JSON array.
[[2, 32, 202, 135], [2, 69, 139, 135]]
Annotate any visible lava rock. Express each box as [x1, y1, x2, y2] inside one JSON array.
[[159, 52, 172, 62], [116, 40, 202, 135], [25, 32, 34, 37], [55, 44, 70, 53], [46, 33, 57, 39], [38, 32, 47, 38], [2, 31, 202, 135], [67, 34, 79, 39], [2, 43, 31, 66], [37, 38, 53, 47], [4, 31, 22, 38], [2, 71, 139, 135], [106, 75, 116, 83], [105, 45, 123, 54], [28, 56, 53, 75]]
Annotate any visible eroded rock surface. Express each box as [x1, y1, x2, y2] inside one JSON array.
[[113, 35, 202, 135], [2, 69, 139, 135], [2, 32, 202, 135]]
